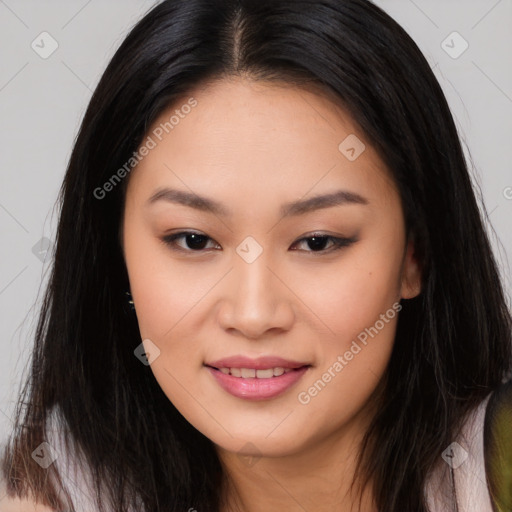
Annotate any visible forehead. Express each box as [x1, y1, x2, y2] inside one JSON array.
[[126, 77, 396, 210]]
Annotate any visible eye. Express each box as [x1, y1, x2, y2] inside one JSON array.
[[290, 233, 357, 254], [161, 231, 357, 254], [161, 231, 220, 252]]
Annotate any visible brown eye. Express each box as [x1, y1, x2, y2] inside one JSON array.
[[162, 231, 219, 252], [291, 234, 357, 254]]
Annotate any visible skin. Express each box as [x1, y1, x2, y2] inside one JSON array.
[[0, 494, 55, 512], [122, 77, 421, 512]]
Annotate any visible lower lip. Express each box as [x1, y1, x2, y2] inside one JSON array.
[[206, 366, 310, 400]]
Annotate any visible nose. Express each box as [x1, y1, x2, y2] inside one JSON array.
[[216, 250, 295, 339]]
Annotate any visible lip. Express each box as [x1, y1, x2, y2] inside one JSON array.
[[205, 355, 309, 370], [204, 355, 311, 401]]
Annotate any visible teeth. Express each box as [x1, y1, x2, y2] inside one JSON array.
[[256, 368, 273, 378], [217, 366, 298, 378]]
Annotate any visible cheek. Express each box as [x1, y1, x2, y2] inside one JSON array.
[[293, 260, 402, 430], [123, 219, 211, 340], [290, 237, 403, 414], [298, 240, 403, 346], [296, 269, 399, 400], [123, 223, 219, 412]]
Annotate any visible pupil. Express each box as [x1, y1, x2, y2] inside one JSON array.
[[308, 236, 327, 251], [187, 234, 208, 250]]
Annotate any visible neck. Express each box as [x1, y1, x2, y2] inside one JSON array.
[[216, 404, 379, 512]]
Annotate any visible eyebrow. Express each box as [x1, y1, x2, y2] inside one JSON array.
[[147, 187, 369, 217]]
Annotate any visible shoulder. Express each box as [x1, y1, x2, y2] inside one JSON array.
[[0, 492, 56, 512], [0, 406, 97, 512], [0, 441, 56, 511], [1, 406, 144, 512], [43, 406, 102, 511], [42, 407, 144, 512], [425, 391, 495, 512]]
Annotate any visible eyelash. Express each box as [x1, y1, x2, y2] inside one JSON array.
[[161, 231, 357, 255]]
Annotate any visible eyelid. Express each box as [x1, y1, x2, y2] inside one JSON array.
[[161, 230, 220, 253], [161, 230, 357, 255], [292, 232, 357, 253]]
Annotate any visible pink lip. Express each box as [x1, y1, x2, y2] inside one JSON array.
[[206, 355, 308, 370], [204, 355, 311, 401]]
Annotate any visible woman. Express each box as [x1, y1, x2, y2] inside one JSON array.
[[1, 0, 511, 511]]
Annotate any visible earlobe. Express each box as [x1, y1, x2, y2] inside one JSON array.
[[400, 238, 422, 299]]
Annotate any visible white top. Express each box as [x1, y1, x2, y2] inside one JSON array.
[[3, 396, 495, 511], [425, 393, 494, 512]]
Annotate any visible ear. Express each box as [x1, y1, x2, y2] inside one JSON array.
[[400, 237, 422, 300]]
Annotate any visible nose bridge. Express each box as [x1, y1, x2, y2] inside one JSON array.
[[234, 242, 276, 309], [217, 237, 294, 337]]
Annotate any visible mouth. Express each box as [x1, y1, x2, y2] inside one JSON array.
[[204, 357, 312, 400]]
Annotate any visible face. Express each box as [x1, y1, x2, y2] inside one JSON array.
[[122, 77, 421, 460]]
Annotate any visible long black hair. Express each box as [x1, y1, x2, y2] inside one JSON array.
[[2, 0, 511, 510]]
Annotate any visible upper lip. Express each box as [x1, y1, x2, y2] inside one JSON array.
[[205, 355, 310, 370]]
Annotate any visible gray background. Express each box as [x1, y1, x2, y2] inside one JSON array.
[[1, 0, 511, 447]]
